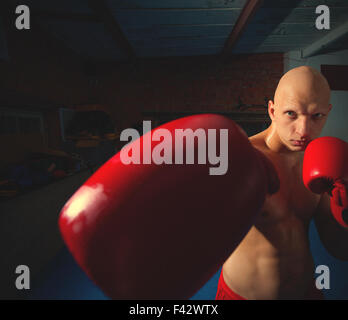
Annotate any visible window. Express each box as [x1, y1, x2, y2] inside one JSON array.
[[0, 108, 44, 135]]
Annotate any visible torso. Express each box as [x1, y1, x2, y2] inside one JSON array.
[[222, 132, 321, 299]]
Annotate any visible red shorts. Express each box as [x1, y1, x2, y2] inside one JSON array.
[[215, 270, 324, 300], [215, 270, 246, 300]]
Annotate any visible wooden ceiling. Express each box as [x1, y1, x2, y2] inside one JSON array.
[[1, 0, 348, 61]]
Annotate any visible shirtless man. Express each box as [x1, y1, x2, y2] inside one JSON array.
[[218, 65, 348, 300], [58, 65, 347, 300]]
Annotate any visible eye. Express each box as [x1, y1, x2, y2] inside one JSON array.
[[285, 111, 296, 118], [313, 113, 324, 119]]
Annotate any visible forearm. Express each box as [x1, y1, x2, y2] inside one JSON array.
[[315, 194, 348, 261], [304, 137, 348, 260]]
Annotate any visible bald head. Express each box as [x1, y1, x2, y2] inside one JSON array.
[[274, 66, 331, 108], [267, 66, 332, 152]]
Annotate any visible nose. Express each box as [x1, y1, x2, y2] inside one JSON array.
[[296, 117, 311, 140]]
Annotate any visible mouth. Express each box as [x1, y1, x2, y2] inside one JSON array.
[[291, 140, 310, 147]]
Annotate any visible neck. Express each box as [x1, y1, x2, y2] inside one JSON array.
[[264, 124, 285, 153], [264, 124, 302, 159]]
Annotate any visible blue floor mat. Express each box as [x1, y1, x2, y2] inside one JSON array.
[[26, 247, 220, 300]]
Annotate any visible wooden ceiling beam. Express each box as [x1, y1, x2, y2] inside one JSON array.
[[222, 0, 264, 56], [302, 19, 348, 58], [87, 0, 135, 61]]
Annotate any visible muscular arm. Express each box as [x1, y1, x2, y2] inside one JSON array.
[[314, 193, 348, 261]]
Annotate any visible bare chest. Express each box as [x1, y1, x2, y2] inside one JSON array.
[[257, 155, 321, 225]]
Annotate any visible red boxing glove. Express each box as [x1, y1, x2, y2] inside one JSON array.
[[303, 136, 348, 228], [58, 114, 279, 299]]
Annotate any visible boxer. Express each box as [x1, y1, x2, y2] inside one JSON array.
[[218, 66, 348, 300], [58, 66, 347, 300]]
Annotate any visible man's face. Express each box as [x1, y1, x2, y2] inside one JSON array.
[[268, 87, 332, 151]]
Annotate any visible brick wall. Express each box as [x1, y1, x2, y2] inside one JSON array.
[[99, 53, 284, 129]]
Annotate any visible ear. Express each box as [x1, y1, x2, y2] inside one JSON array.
[[268, 100, 276, 121], [328, 104, 333, 113]]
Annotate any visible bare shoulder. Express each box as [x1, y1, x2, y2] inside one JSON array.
[[248, 130, 279, 169], [249, 131, 268, 154]]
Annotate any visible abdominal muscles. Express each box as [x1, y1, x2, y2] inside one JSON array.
[[223, 214, 315, 300]]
